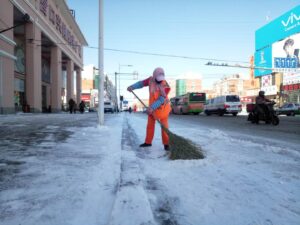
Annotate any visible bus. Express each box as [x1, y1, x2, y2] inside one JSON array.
[[170, 92, 206, 115]]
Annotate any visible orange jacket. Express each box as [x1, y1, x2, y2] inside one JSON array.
[[148, 77, 171, 119]]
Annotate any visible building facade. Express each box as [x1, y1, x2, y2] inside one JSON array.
[[81, 65, 117, 109], [0, 0, 87, 114], [176, 79, 202, 96], [212, 74, 246, 97]]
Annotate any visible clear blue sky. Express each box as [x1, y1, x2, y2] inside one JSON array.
[[68, 0, 299, 99]]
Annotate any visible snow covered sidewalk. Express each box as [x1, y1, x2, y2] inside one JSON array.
[[0, 113, 299, 225]]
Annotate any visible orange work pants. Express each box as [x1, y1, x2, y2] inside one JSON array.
[[145, 115, 169, 145]]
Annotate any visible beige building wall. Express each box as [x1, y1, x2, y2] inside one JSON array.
[[185, 79, 202, 93], [0, 0, 15, 113], [0, 0, 87, 114]]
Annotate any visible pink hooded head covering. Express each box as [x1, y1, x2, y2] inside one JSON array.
[[152, 67, 165, 81], [150, 67, 167, 97]]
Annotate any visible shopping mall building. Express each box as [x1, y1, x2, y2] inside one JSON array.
[[255, 5, 300, 104], [0, 0, 87, 114]]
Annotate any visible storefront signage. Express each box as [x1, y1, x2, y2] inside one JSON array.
[[283, 83, 300, 91], [256, 5, 300, 50], [39, 0, 80, 56], [81, 94, 91, 101], [283, 72, 300, 85]]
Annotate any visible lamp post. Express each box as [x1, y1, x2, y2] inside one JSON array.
[[98, 0, 104, 125], [118, 64, 133, 111]]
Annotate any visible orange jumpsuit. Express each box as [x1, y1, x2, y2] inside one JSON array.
[[145, 78, 171, 145]]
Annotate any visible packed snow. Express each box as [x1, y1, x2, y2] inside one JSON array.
[[0, 113, 299, 225]]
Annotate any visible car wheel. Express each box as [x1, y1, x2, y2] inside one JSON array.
[[232, 113, 237, 116], [205, 110, 211, 116], [291, 112, 295, 116]]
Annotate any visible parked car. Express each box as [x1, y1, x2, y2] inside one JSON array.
[[275, 103, 300, 116], [204, 95, 242, 116], [104, 101, 114, 113]]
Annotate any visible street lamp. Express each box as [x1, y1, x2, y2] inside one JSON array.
[[117, 64, 133, 111], [98, 0, 104, 125]]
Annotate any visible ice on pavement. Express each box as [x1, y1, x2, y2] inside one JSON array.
[[0, 113, 299, 225]]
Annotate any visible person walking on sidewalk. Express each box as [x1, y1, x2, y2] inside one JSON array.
[[68, 98, 75, 114], [127, 67, 171, 150]]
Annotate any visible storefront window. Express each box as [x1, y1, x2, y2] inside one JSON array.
[[42, 58, 51, 83], [14, 36, 25, 74], [14, 78, 25, 109]]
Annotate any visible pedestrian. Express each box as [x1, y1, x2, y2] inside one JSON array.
[[68, 98, 75, 114], [79, 100, 85, 114], [128, 106, 132, 113], [127, 67, 171, 150]]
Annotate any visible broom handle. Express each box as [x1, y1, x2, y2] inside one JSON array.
[[131, 90, 163, 127]]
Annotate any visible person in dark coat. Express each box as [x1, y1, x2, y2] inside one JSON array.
[[68, 98, 75, 114], [255, 91, 272, 118], [79, 100, 85, 114]]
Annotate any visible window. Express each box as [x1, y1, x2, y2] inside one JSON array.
[[226, 95, 240, 102]]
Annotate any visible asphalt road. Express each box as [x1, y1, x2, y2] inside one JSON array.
[[168, 113, 300, 147]]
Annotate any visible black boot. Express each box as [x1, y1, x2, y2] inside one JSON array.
[[139, 143, 152, 147], [164, 145, 170, 151]]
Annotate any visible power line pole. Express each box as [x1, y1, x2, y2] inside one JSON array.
[[114, 72, 118, 112], [98, 0, 104, 125]]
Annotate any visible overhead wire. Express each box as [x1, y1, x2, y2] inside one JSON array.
[[26, 38, 250, 64]]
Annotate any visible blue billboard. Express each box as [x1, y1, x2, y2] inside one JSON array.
[[254, 46, 273, 77], [255, 5, 300, 50]]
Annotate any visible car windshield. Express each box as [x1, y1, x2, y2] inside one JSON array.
[[226, 95, 240, 102]]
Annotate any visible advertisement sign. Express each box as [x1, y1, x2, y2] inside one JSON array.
[[261, 85, 278, 96], [254, 46, 273, 77], [256, 5, 300, 50], [283, 72, 300, 85], [272, 33, 300, 69], [261, 75, 272, 87]]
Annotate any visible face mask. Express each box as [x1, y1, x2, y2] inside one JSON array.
[[155, 79, 162, 84]]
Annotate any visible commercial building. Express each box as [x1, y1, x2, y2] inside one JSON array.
[[255, 5, 300, 104], [0, 0, 88, 114], [176, 79, 202, 96], [81, 65, 116, 109]]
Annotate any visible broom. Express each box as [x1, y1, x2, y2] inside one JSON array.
[[131, 90, 204, 160]]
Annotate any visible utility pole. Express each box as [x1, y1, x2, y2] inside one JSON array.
[[98, 0, 104, 125], [114, 72, 118, 112], [118, 64, 133, 111]]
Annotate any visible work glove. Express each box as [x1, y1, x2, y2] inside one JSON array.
[[146, 107, 153, 115]]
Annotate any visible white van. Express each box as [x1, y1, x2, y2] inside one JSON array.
[[204, 95, 242, 116], [104, 101, 114, 113]]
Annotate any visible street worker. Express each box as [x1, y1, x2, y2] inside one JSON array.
[[127, 67, 171, 151]]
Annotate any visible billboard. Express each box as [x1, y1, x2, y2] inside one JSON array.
[[272, 33, 300, 69], [256, 5, 300, 50], [254, 46, 273, 76]]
